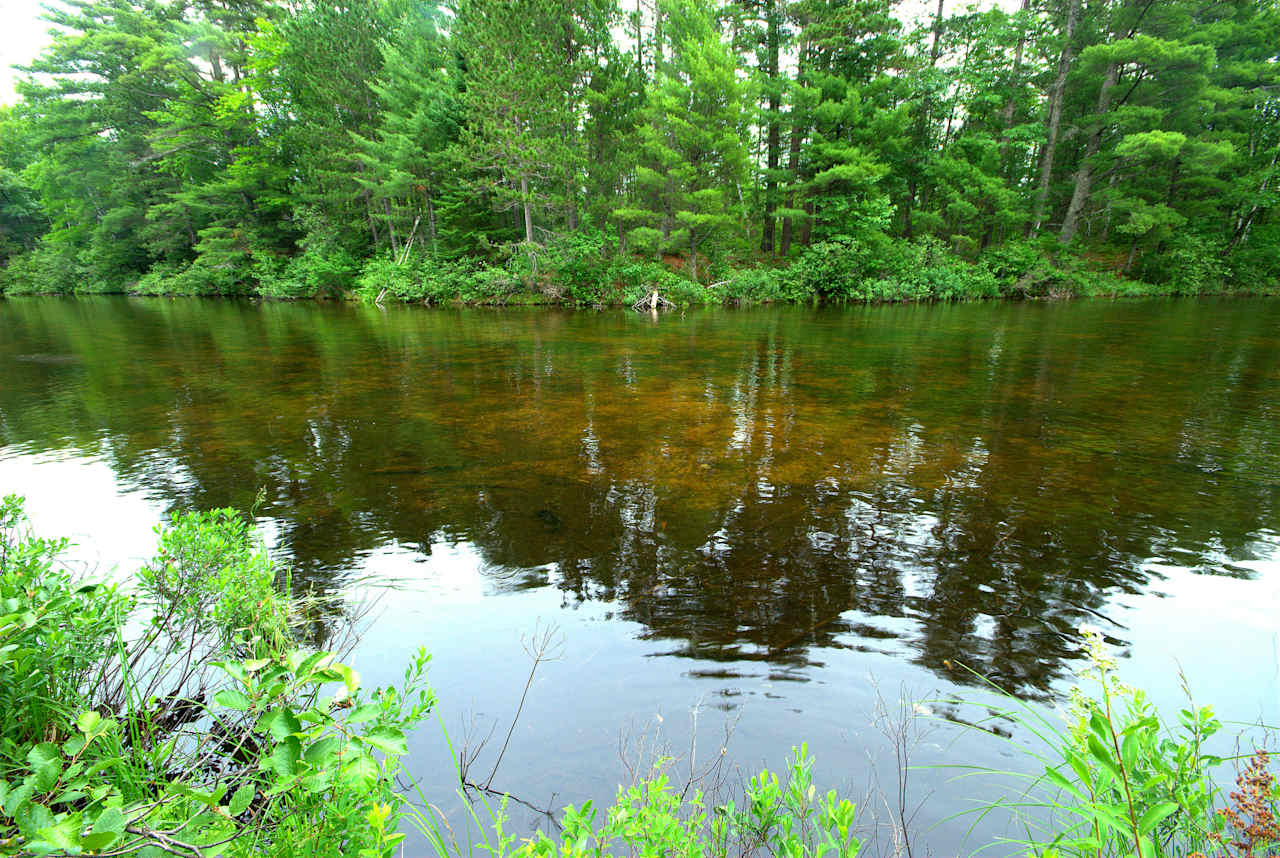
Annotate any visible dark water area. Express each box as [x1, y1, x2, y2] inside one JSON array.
[[2, 297, 1278, 854]]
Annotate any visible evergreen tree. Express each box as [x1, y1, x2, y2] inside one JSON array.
[[616, 0, 751, 279]]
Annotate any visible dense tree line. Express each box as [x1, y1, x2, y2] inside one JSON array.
[[0, 0, 1277, 303]]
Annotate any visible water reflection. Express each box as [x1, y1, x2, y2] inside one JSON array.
[[1, 297, 1277, 696]]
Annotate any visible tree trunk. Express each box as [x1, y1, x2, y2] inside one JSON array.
[[780, 31, 808, 257], [1030, 0, 1080, 234], [1059, 59, 1119, 245], [690, 231, 698, 282], [930, 0, 945, 63], [521, 175, 534, 244], [761, 0, 781, 255], [998, 0, 1031, 176], [425, 192, 438, 255], [1228, 140, 1280, 251], [384, 199, 399, 257], [635, 0, 644, 73]]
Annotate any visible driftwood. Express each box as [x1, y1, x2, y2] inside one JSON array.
[[632, 289, 677, 312]]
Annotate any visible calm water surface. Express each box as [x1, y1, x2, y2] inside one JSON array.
[[2, 297, 1278, 854]]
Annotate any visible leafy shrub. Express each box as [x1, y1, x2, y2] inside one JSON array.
[[787, 235, 875, 299], [0, 496, 124, 756], [256, 248, 360, 298], [967, 628, 1278, 858], [139, 508, 290, 656], [787, 234, 999, 302], [501, 745, 861, 858], [606, 259, 697, 306], [719, 267, 799, 304], [1225, 223, 1280, 294], [0, 495, 432, 858], [979, 239, 1141, 299], [1134, 233, 1228, 296], [133, 258, 255, 296], [538, 230, 615, 305], [356, 254, 487, 303], [0, 244, 89, 295]]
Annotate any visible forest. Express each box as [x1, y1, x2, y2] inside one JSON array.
[[0, 0, 1278, 304]]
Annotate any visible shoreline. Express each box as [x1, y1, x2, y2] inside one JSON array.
[[3, 283, 1276, 308]]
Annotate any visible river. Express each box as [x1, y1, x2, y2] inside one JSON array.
[[1, 296, 1277, 855]]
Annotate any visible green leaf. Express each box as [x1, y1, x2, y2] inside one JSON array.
[[91, 805, 126, 837], [27, 744, 63, 792], [76, 711, 102, 734], [268, 737, 301, 777], [1043, 767, 1086, 802], [1120, 730, 1141, 773], [258, 707, 301, 740], [79, 834, 118, 855], [3, 782, 34, 817], [295, 651, 332, 679], [219, 660, 248, 683], [344, 704, 381, 725], [361, 726, 408, 756], [80, 830, 122, 851], [304, 735, 343, 769], [342, 752, 379, 789], [16, 800, 54, 838], [1065, 750, 1094, 787], [1089, 711, 1111, 743], [1137, 802, 1178, 835], [1086, 735, 1123, 782], [228, 783, 255, 816], [214, 689, 253, 711], [35, 812, 83, 853]]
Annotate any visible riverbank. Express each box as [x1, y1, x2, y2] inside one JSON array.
[[3, 234, 1276, 307]]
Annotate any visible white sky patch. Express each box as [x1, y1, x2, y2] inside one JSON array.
[[0, 0, 55, 105]]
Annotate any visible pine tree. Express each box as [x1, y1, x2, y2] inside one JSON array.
[[617, 0, 751, 279], [351, 6, 460, 258]]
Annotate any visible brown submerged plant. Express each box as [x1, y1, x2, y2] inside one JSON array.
[[1191, 750, 1280, 858]]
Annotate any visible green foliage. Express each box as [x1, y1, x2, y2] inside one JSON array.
[[964, 629, 1279, 858], [787, 235, 999, 302], [0, 496, 124, 757], [139, 508, 290, 656], [2, 0, 1277, 302], [1133, 233, 1229, 296], [4, 495, 1280, 858], [537, 231, 616, 306], [356, 254, 479, 303], [720, 267, 796, 304], [510, 745, 861, 858], [1034, 634, 1227, 857], [0, 495, 433, 858]]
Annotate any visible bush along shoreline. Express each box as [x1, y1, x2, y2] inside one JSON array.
[[3, 232, 1277, 309], [1, 494, 1276, 857]]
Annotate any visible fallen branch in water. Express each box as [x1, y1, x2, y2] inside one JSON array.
[[632, 290, 677, 312]]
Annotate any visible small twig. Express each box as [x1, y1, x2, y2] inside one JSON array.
[[484, 623, 564, 789]]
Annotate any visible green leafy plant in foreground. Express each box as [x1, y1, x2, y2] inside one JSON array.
[[462, 744, 862, 858], [961, 628, 1278, 858], [0, 494, 434, 858]]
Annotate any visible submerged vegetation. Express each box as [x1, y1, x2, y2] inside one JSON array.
[[1, 0, 1279, 304], [1, 494, 1277, 857]]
